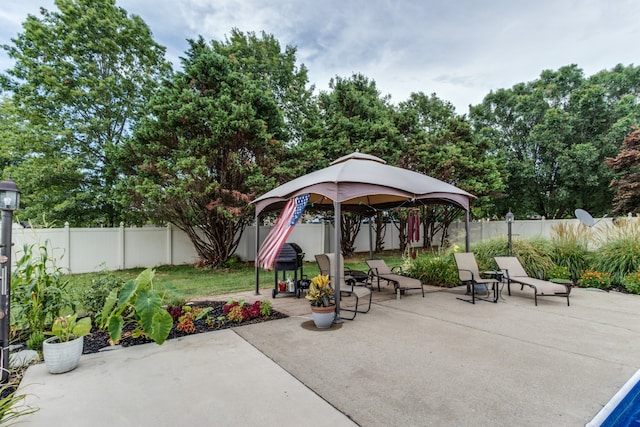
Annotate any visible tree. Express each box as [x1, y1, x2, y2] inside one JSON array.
[[0, 97, 84, 225], [0, 0, 170, 226], [299, 73, 403, 253], [123, 36, 310, 267], [606, 127, 640, 214], [310, 73, 403, 164], [397, 92, 504, 248], [470, 64, 640, 218]]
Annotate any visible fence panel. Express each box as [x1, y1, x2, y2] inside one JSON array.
[[6, 217, 606, 274]]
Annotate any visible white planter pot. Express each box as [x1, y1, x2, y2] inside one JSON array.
[[310, 305, 336, 329], [42, 335, 84, 374]]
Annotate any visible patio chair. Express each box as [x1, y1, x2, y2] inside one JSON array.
[[453, 252, 499, 304], [365, 259, 424, 298], [494, 256, 571, 306], [314, 254, 373, 320]]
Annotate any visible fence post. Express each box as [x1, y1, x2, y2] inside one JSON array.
[[64, 222, 71, 271], [119, 222, 125, 270], [166, 223, 173, 265]]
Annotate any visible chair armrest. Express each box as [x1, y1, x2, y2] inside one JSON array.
[[391, 265, 403, 274], [457, 268, 477, 282]]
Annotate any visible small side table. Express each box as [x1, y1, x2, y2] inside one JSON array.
[[483, 271, 504, 302]]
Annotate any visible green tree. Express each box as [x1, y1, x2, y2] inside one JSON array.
[[208, 30, 319, 184], [311, 73, 403, 164], [470, 64, 640, 219], [123, 36, 304, 267], [1, 0, 170, 226], [397, 92, 504, 248], [302, 73, 404, 253]]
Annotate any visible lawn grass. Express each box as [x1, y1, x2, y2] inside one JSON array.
[[66, 250, 406, 302]]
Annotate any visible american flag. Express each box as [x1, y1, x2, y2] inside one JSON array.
[[256, 193, 310, 270]]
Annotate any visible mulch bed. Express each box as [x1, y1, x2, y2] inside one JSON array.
[[83, 300, 287, 354]]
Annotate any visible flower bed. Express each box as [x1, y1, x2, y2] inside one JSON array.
[[83, 300, 287, 354]]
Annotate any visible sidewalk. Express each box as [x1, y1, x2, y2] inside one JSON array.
[[16, 286, 640, 426]]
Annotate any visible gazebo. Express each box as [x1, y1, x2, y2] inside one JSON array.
[[252, 152, 475, 319]]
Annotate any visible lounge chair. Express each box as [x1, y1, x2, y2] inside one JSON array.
[[315, 254, 372, 320], [365, 259, 424, 297], [494, 256, 571, 306], [453, 252, 499, 304]]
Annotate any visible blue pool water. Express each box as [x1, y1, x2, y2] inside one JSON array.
[[589, 370, 640, 426]]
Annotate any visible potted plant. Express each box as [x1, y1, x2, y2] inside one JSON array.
[[305, 274, 335, 328], [42, 314, 92, 374]]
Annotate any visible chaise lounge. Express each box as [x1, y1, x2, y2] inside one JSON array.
[[494, 256, 571, 306], [365, 259, 424, 298]]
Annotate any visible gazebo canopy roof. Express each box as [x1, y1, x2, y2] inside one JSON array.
[[253, 152, 475, 215]]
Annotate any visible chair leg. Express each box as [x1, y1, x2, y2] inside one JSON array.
[[339, 291, 358, 320]]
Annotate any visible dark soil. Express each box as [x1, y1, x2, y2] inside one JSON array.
[[83, 300, 287, 354]]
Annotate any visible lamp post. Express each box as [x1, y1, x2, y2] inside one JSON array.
[[0, 178, 19, 383], [506, 211, 514, 256]]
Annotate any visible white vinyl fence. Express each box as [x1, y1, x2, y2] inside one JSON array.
[[9, 217, 603, 274]]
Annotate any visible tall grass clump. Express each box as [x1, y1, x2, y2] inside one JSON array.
[[468, 237, 508, 270], [408, 252, 458, 287], [469, 237, 554, 278], [550, 223, 592, 283], [592, 218, 640, 285]]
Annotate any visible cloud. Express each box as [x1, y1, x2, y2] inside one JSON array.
[[2, 0, 640, 114]]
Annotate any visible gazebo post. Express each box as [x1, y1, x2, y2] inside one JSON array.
[[465, 209, 470, 252], [368, 214, 374, 259], [254, 212, 260, 295], [333, 200, 342, 323]]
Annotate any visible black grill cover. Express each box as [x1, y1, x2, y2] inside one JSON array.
[[276, 243, 303, 270]]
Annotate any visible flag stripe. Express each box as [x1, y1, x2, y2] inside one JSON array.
[[256, 194, 309, 270]]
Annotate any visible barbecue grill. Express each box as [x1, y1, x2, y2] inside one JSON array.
[[273, 243, 307, 298]]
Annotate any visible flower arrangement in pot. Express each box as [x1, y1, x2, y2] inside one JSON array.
[[42, 314, 92, 374], [306, 274, 335, 328]]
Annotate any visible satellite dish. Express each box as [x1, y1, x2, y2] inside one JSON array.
[[575, 209, 596, 227]]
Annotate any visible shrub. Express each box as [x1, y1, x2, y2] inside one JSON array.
[[578, 270, 612, 290], [409, 254, 458, 287], [592, 220, 640, 286], [468, 237, 509, 269], [622, 270, 640, 294], [78, 271, 125, 321], [550, 223, 591, 283], [469, 237, 554, 278], [548, 265, 571, 281]]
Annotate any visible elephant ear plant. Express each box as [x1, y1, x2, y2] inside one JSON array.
[[99, 268, 174, 345]]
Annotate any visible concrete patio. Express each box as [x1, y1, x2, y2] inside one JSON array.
[[16, 284, 640, 426]]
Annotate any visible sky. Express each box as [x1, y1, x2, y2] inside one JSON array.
[[1, 0, 639, 114]]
